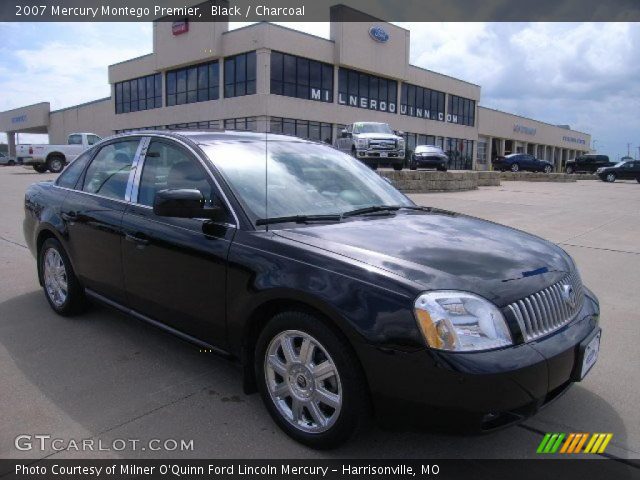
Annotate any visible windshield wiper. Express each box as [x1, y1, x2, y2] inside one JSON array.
[[341, 205, 428, 217], [256, 214, 342, 226]]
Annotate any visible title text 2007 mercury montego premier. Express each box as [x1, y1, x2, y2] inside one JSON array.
[[24, 131, 601, 448]]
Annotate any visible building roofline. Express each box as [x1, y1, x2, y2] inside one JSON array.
[[109, 52, 154, 69], [479, 105, 590, 136], [225, 21, 335, 44], [51, 97, 111, 114], [407, 63, 481, 89], [0, 101, 50, 115]]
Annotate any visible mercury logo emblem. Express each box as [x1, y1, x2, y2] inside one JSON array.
[[562, 284, 577, 309]]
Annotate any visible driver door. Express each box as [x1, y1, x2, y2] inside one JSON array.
[[121, 138, 235, 346]]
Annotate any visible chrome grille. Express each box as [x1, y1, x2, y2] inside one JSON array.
[[506, 271, 584, 342], [369, 139, 396, 150]]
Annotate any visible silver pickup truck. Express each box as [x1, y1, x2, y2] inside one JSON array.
[[335, 122, 405, 170]]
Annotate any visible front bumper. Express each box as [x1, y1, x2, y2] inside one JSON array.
[[356, 149, 405, 162], [413, 156, 447, 167], [357, 287, 600, 432]]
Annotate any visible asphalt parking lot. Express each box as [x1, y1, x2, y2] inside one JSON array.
[[0, 166, 638, 460]]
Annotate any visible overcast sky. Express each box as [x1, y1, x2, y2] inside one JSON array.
[[1, 21, 638, 159]]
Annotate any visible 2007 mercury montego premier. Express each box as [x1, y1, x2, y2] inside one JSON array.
[[24, 131, 601, 448]]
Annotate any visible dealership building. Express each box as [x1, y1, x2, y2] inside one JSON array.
[[0, 14, 591, 170]]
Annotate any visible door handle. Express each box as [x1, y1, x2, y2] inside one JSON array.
[[61, 211, 78, 222], [125, 233, 150, 246]]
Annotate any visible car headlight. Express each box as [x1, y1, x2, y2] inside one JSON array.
[[414, 291, 512, 352], [356, 138, 368, 149], [398, 139, 405, 149]]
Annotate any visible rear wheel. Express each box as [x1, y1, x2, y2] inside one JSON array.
[[47, 155, 65, 173], [8, 160, 15, 166], [39, 238, 85, 315], [409, 163, 417, 171], [566, 165, 575, 174], [392, 163, 403, 171], [255, 311, 370, 449], [33, 164, 47, 173], [544, 165, 552, 173], [510, 163, 519, 172], [437, 165, 448, 172], [606, 172, 616, 183]]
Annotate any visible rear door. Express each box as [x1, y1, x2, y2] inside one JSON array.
[[120, 137, 235, 345], [60, 137, 143, 303]]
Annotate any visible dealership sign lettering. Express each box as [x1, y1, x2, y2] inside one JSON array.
[[563, 136, 586, 145], [310, 88, 332, 102], [514, 124, 537, 136], [400, 105, 444, 121], [338, 93, 396, 113], [11, 115, 27, 124]]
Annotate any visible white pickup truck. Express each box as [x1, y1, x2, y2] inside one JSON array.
[[18, 132, 102, 173]]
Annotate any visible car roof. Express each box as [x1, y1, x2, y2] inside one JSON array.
[[111, 130, 316, 146]]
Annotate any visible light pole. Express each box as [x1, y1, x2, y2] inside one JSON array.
[[592, 139, 598, 151]]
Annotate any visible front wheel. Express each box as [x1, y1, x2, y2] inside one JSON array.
[[606, 173, 616, 183], [39, 238, 85, 315], [409, 164, 417, 171], [566, 165, 575, 174], [255, 311, 370, 449], [8, 160, 15, 166], [544, 165, 552, 173], [510, 163, 519, 172], [392, 163, 403, 171]]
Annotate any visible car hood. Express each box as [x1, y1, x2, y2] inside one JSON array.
[[275, 210, 574, 307], [356, 132, 400, 140]]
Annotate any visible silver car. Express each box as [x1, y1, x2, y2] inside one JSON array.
[[410, 145, 449, 171], [0, 152, 17, 166]]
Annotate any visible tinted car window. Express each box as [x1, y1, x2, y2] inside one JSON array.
[[82, 140, 139, 200], [68, 134, 82, 145], [87, 135, 101, 145], [56, 149, 94, 189], [137, 140, 214, 207]]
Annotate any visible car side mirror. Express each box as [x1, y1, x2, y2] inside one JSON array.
[[153, 189, 224, 220], [341, 129, 351, 138]]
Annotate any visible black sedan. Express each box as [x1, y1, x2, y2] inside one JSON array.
[[596, 160, 640, 183], [493, 153, 554, 173], [410, 145, 449, 171], [24, 131, 601, 448]]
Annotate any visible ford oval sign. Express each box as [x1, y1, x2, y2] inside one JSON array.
[[369, 25, 389, 43]]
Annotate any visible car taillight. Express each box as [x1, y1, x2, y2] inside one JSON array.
[[29, 147, 33, 154]]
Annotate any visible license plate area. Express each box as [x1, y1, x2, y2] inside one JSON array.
[[576, 329, 600, 380]]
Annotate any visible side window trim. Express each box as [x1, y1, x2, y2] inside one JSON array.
[[126, 137, 151, 203], [129, 136, 239, 228], [78, 136, 144, 202]]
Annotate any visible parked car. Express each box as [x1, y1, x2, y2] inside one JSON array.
[[24, 131, 601, 449], [410, 145, 448, 171], [335, 122, 405, 171], [565, 154, 614, 174], [492, 153, 554, 173], [17, 132, 101, 173], [596, 160, 640, 183], [0, 152, 17, 166]]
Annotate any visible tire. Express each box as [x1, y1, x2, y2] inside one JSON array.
[[8, 160, 15, 166], [566, 165, 575, 174], [437, 165, 448, 172], [636, 178, 640, 184], [409, 164, 417, 171], [392, 163, 403, 171], [47, 155, 65, 174], [544, 165, 552, 174], [255, 311, 370, 449], [33, 164, 48, 173], [605, 173, 616, 183], [39, 238, 85, 316], [368, 162, 378, 171], [510, 163, 519, 172]]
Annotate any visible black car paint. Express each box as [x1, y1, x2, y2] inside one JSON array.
[[24, 131, 600, 430], [492, 154, 553, 172], [566, 154, 614, 173], [597, 160, 640, 182]]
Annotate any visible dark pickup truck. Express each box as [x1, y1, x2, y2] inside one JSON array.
[[565, 154, 614, 174]]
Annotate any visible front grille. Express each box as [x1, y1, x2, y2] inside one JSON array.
[[506, 271, 584, 342], [369, 139, 397, 150]]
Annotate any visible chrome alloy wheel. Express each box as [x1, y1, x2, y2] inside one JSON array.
[[264, 330, 342, 434], [43, 248, 68, 307]]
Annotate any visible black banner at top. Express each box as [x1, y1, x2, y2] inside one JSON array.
[[1, 0, 640, 22]]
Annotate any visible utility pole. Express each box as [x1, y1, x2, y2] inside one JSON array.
[[627, 143, 632, 157], [637, 145, 640, 160]]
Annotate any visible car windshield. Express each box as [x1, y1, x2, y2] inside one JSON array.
[[415, 145, 443, 154], [203, 139, 412, 223], [353, 123, 393, 134]]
